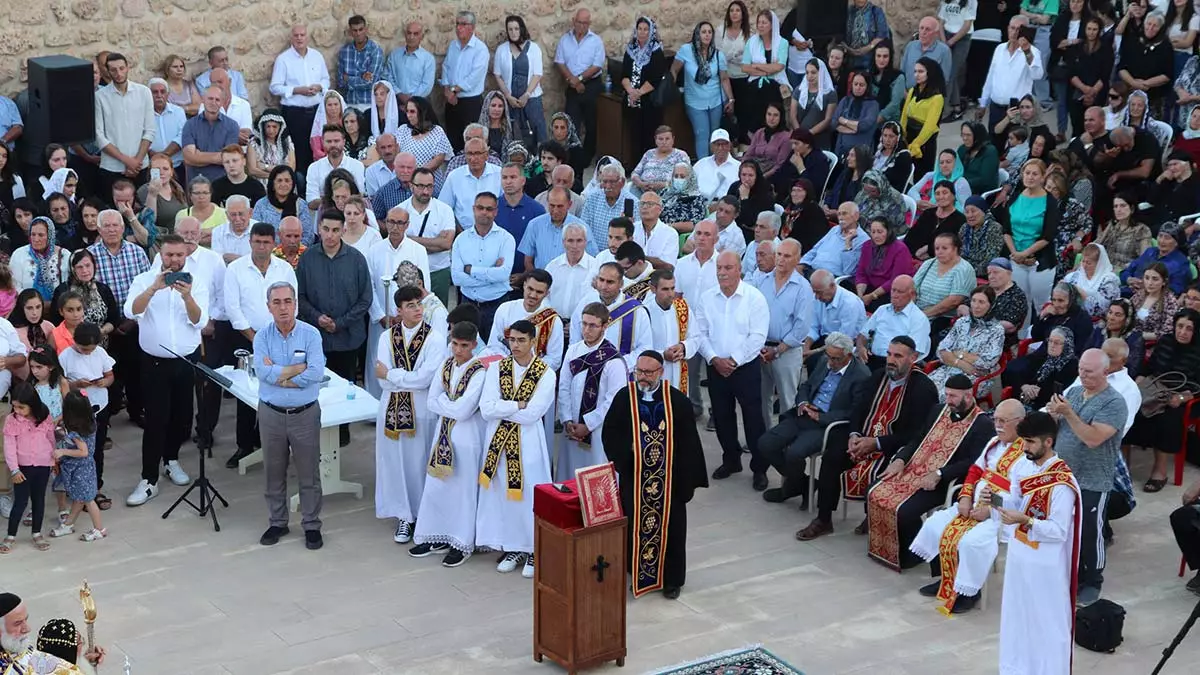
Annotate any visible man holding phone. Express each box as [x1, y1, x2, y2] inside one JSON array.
[[978, 15, 1044, 149]]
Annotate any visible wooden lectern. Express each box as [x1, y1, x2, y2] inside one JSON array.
[[533, 485, 627, 673]]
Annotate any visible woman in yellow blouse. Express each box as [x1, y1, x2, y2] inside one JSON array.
[[901, 56, 946, 179]]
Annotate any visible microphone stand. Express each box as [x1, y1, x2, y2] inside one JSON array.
[[1151, 594, 1200, 674]]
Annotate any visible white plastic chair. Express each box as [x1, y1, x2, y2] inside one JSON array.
[[821, 150, 839, 199], [902, 194, 918, 227], [774, 203, 785, 216], [807, 420, 849, 515], [1149, 119, 1174, 157], [982, 187, 1003, 204], [1179, 211, 1200, 227], [902, 164, 916, 192]]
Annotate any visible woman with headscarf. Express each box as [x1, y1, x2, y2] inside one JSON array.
[[778, 178, 824, 248], [741, 10, 789, 136], [10, 217, 71, 302], [789, 57, 837, 150], [494, 15, 548, 147], [869, 42, 907, 126], [252, 165, 316, 244], [620, 16, 668, 156], [959, 195, 1005, 276], [957, 121, 999, 194], [661, 162, 709, 234], [478, 91, 514, 159], [370, 81, 400, 139], [1121, 89, 1172, 149], [908, 149, 972, 211], [856, 217, 914, 311], [833, 71, 880, 155], [743, 102, 792, 179], [873, 121, 913, 191], [548, 112, 586, 188], [309, 90, 347, 162], [40, 168, 78, 204], [248, 108, 296, 184], [670, 21, 735, 159], [900, 57, 946, 177], [856, 169, 908, 235], [341, 108, 376, 163], [993, 94, 1052, 147], [1011, 326, 1079, 411], [929, 285, 1005, 401], [1085, 298, 1145, 377], [1118, 10, 1174, 117], [1063, 242, 1122, 319], [1177, 106, 1200, 165], [1175, 53, 1200, 129]]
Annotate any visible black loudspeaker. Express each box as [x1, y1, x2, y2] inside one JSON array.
[[27, 55, 95, 148]]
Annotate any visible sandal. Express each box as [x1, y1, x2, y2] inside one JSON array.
[[95, 493, 112, 511], [31, 534, 49, 551], [50, 523, 75, 538], [1144, 477, 1168, 493], [0, 536, 14, 554], [80, 528, 107, 542]]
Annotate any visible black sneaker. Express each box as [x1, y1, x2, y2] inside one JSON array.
[[1188, 571, 1200, 594], [442, 548, 471, 568], [259, 525, 290, 546], [409, 542, 450, 558], [305, 530, 323, 550]]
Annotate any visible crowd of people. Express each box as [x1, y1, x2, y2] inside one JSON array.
[[1, 2, 1200, 672]]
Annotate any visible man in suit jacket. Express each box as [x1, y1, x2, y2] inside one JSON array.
[[760, 332, 871, 509]]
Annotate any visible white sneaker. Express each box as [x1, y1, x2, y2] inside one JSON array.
[[125, 480, 159, 506], [496, 551, 525, 573], [49, 523, 75, 538], [522, 553, 535, 579], [163, 460, 191, 486], [393, 520, 412, 544]]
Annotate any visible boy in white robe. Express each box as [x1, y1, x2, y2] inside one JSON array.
[[364, 207, 432, 398], [476, 319, 558, 579], [409, 321, 488, 567], [643, 269, 699, 393], [374, 285, 447, 544], [556, 302, 627, 480]]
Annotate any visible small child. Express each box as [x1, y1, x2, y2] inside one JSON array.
[[57, 323, 114, 501], [1, 381, 57, 554], [28, 348, 70, 523], [49, 391, 105, 542]]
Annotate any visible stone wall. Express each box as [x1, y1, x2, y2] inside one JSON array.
[[2, 0, 935, 114]]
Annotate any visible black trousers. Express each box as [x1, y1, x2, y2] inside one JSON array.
[[282, 104, 318, 175], [93, 405, 110, 490], [623, 103, 662, 160], [110, 328, 144, 420], [759, 415, 836, 484], [565, 78, 603, 164], [6, 465, 51, 537], [446, 95, 484, 153], [99, 168, 149, 205], [708, 358, 767, 473], [1172, 503, 1200, 571], [140, 354, 195, 483], [228, 330, 260, 452], [729, 77, 754, 144], [195, 320, 232, 445], [1079, 489, 1109, 589], [325, 348, 359, 445], [463, 295, 506, 344], [816, 436, 857, 522], [987, 103, 1010, 153]]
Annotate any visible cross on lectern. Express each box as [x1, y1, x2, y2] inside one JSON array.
[[592, 555, 611, 582]]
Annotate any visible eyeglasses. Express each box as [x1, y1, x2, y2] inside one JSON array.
[[411, 182, 434, 189], [634, 367, 662, 376]]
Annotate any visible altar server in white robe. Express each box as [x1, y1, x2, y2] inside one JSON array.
[[995, 411, 1082, 675], [557, 302, 627, 481], [643, 269, 698, 392], [366, 205, 432, 397], [476, 319, 558, 579], [374, 286, 447, 544], [409, 320, 488, 567], [570, 262, 654, 370]]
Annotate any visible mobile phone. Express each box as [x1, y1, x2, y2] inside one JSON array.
[[1009, 98, 1019, 109], [990, 493, 1004, 508], [164, 271, 192, 286], [150, 168, 161, 182]]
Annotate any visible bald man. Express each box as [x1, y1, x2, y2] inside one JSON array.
[[274, 216, 307, 268], [269, 24, 331, 173], [909, 399, 1026, 614], [856, 274, 930, 369], [556, 8, 607, 163], [372, 151, 417, 221], [900, 16, 953, 89], [695, 250, 772, 490], [386, 21, 436, 103]]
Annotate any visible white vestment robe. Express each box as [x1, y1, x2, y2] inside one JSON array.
[[365, 236, 433, 397], [475, 357, 558, 553], [644, 297, 699, 391], [374, 322, 447, 523], [412, 356, 487, 552], [569, 292, 654, 370], [998, 455, 1080, 675], [486, 297, 565, 451], [555, 339, 627, 481]]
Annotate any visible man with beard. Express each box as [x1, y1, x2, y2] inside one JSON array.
[[557, 302, 626, 480], [36, 619, 106, 675], [569, 262, 654, 370], [797, 336, 939, 542], [602, 350, 708, 599], [1, 593, 89, 674]]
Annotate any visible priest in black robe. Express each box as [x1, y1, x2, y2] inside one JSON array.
[[602, 350, 708, 599]]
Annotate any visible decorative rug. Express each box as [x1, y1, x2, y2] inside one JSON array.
[[646, 645, 804, 674]]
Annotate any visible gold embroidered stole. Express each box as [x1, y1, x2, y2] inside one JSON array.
[[843, 374, 909, 500], [479, 357, 548, 500], [624, 278, 652, 301], [1014, 459, 1077, 550], [383, 322, 432, 439], [428, 357, 485, 478], [673, 297, 690, 393], [631, 380, 675, 597], [528, 306, 559, 357]]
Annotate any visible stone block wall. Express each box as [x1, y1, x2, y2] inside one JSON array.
[[2, 0, 936, 115]]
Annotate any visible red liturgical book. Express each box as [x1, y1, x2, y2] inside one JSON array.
[[575, 463, 623, 527]]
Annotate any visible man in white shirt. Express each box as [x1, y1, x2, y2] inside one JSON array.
[[856, 275, 931, 369], [269, 24, 331, 173], [644, 269, 699, 395], [633, 191, 679, 270], [978, 15, 1044, 147], [209, 68, 253, 145], [440, 11, 490, 151], [687, 196, 747, 258], [148, 78, 185, 172], [696, 251, 771, 490], [693, 129, 742, 202], [223, 222, 298, 468], [555, 8, 607, 164], [545, 223, 598, 328], [366, 206, 433, 398], [94, 52, 156, 195], [805, 269, 868, 357], [440, 138, 502, 227], [196, 46, 251, 100], [364, 133, 398, 197], [305, 126, 365, 208], [596, 216, 633, 266], [123, 233, 210, 507], [570, 262, 654, 370], [675, 219, 719, 417], [399, 167, 456, 303], [743, 211, 783, 278], [210, 195, 255, 263]]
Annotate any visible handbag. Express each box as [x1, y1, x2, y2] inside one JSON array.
[[651, 72, 680, 107], [1074, 599, 1126, 653], [1137, 371, 1190, 417]]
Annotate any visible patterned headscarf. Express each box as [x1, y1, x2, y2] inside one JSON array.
[[855, 170, 906, 232], [689, 22, 716, 85], [371, 80, 400, 137], [1036, 326, 1076, 382], [550, 112, 582, 148], [625, 16, 663, 71], [252, 108, 293, 167], [28, 217, 62, 302], [662, 161, 700, 201], [477, 91, 512, 145]]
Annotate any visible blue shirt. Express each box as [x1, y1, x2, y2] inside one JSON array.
[[195, 69, 250, 100], [519, 213, 588, 269], [810, 286, 867, 342], [675, 45, 727, 111], [451, 224, 517, 302], [371, 177, 413, 223], [811, 365, 845, 413], [253, 319, 327, 407], [800, 226, 870, 277], [901, 40, 953, 87], [1120, 247, 1191, 295], [440, 163, 502, 227], [181, 112, 240, 182], [152, 103, 187, 167], [386, 47, 436, 98], [0, 96, 22, 150], [440, 36, 490, 98], [496, 194, 546, 275], [753, 270, 815, 349], [337, 39, 386, 105]]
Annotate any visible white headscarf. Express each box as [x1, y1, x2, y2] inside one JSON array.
[[42, 167, 78, 202], [1069, 243, 1117, 296], [795, 57, 835, 109], [371, 81, 399, 138], [310, 90, 348, 138], [748, 11, 787, 86]]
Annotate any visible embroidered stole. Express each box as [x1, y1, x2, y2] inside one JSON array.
[[630, 378, 676, 597], [383, 322, 432, 439], [843, 375, 909, 500], [866, 406, 982, 571], [527, 306, 559, 357], [624, 278, 652, 301], [673, 297, 690, 393], [479, 357, 549, 500], [567, 340, 621, 446], [934, 438, 1026, 615], [608, 298, 643, 355], [427, 357, 485, 478]]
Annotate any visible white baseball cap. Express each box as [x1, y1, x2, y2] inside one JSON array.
[[709, 129, 731, 144]]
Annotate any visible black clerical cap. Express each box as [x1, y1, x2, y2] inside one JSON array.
[[0, 592, 20, 617], [945, 374, 973, 391]]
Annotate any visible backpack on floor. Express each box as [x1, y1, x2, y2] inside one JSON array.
[[1075, 599, 1126, 653]]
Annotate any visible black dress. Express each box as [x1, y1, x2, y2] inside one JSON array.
[[727, 181, 776, 243], [905, 209, 965, 258], [1125, 335, 1200, 454], [621, 49, 667, 157]]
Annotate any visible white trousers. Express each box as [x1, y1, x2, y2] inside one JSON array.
[[910, 507, 1001, 595], [1011, 262, 1055, 337]]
